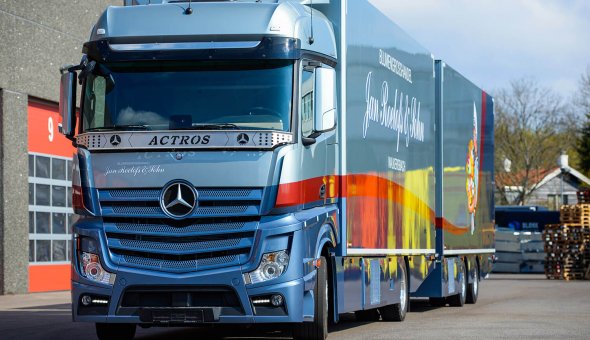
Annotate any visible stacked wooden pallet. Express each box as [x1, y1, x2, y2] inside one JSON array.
[[543, 200, 590, 280], [544, 224, 589, 280], [578, 190, 590, 204], [560, 205, 590, 225]]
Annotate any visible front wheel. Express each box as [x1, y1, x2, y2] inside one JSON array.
[[466, 264, 479, 304], [96, 323, 136, 340], [293, 256, 328, 340], [380, 259, 408, 321]]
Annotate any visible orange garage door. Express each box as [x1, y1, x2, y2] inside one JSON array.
[[28, 100, 76, 292]]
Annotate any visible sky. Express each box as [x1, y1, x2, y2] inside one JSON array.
[[369, 0, 590, 99]]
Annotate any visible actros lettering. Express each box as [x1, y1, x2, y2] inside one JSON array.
[[148, 135, 211, 146], [363, 72, 425, 152]]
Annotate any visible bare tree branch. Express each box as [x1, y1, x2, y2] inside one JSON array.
[[494, 77, 569, 205], [576, 66, 590, 175]]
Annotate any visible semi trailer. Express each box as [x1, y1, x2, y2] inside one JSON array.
[[58, 1, 495, 339]]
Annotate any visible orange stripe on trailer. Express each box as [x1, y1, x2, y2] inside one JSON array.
[[343, 173, 433, 219], [435, 217, 469, 235], [29, 264, 71, 292], [276, 174, 468, 234]]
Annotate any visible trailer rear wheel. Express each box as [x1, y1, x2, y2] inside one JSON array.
[[96, 323, 136, 340], [466, 264, 479, 304], [379, 260, 408, 321], [448, 262, 466, 307], [293, 256, 328, 340]]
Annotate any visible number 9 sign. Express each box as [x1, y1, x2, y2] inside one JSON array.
[[48, 117, 54, 142], [28, 102, 74, 157]]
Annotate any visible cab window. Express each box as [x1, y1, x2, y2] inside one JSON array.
[[300, 68, 315, 137]]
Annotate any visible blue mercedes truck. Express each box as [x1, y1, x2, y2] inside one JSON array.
[[58, 1, 495, 339]]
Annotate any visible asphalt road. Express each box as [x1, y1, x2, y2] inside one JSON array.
[[1, 274, 589, 339]]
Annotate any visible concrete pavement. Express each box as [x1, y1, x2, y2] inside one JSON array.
[[0, 274, 589, 339]]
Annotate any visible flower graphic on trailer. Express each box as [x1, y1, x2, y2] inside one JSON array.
[[465, 103, 479, 235]]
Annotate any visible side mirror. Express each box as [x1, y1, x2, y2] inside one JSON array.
[[314, 67, 337, 132], [59, 71, 77, 138]]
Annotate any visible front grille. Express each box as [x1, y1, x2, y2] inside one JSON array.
[[111, 206, 162, 215], [98, 187, 262, 273], [108, 189, 160, 198], [199, 189, 255, 198], [112, 221, 246, 235], [121, 254, 239, 272], [117, 238, 243, 253]]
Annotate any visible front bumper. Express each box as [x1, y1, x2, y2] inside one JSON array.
[[72, 270, 308, 324], [70, 208, 334, 325]]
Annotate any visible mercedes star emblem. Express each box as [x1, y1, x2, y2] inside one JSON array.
[[237, 133, 250, 145], [110, 134, 122, 146], [160, 182, 197, 218]]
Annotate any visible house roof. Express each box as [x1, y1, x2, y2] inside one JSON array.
[[496, 168, 556, 187], [534, 166, 590, 189], [497, 166, 590, 191]]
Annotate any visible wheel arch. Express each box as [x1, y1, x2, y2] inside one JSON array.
[[314, 222, 337, 324], [314, 223, 337, 260]]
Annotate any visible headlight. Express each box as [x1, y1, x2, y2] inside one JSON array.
[[245, 250, 290, 285], [76, 235, 115, 285], [80, 252, 115, 285]]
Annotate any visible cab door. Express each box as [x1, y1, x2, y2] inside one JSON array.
[[298, 61, 337, 208]]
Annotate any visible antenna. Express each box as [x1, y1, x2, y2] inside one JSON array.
[[308, 0, 314, 44], [185, 0, 193, 15]]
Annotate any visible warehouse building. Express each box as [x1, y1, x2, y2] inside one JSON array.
[[0, 1, 118, 294]]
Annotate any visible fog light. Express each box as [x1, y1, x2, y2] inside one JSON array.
[[81, 295, 92, 306], [252, 298, 271, 305], [80, 294, 109, 307], [91, 298, 109, 305], [270, 294, 284, 307]]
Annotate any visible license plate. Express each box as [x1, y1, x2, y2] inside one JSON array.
[[139, 308, 206, 324]]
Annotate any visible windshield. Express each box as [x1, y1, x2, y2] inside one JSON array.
[[81, 60, 294, 132]]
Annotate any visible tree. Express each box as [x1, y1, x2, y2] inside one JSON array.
[[575, 67, 590, 176], [494, 78, 572, 205]]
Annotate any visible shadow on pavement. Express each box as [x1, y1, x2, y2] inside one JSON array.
[[15, 303, 71, 310], [488, 274, 548, 281], [407, 299, 443, 313], [0, 304, 292, 340], [135, 326, 292, 340], [325, 299, 444, 333], [0, 300, 442, 340]]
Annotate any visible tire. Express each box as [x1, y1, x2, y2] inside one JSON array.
[[448, 261, 466, 307], [379, 259, 409, 322], [96, 323, 136, 340], [466, 263, 479, 304], [355, 308, 380, 322], [293, 256, 328, 340]]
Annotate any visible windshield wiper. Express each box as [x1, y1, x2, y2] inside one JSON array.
[[173, 123, 242, 130], [84, 125, 151, 132]]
